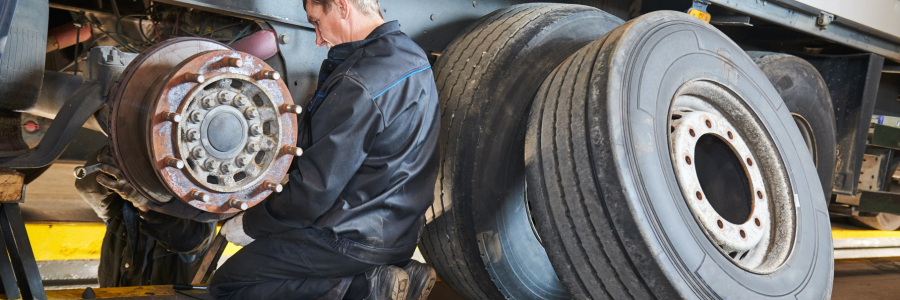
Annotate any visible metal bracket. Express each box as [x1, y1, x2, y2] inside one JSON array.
[[816, 11, 834, 29]]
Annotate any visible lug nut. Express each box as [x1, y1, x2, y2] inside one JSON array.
[[204, 160, 219, 171], [263, 181, 283, 193], [249, 124, 262, 136], [280, 104, 303, 114], [218, 91, 233, 104], [202, 96, 217, 109], [223, 57, 243, 68], [244, 108, 259, 119], [192, 147, 206, 159], [228, 198, 248, 210], [258, 70, 280, 80], [281, 145, 303, 156], [189, 111, 204, 123], [191, 190, 210, 202], [235, 156, 250, 167], [234, 95, 248, 107], [163, 156, 184, 169], [220, 163, 233, 173], [186, 129, 200, 142], [246, 142, 260, 153], [184, 72, 205, 83]]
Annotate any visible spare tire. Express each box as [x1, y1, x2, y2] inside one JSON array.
[[526, 11, 833, 299], [418, 4, 623, 300], [749, 52, 836, 203]]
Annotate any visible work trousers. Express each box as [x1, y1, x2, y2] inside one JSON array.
[[209, 228, 378, 300]]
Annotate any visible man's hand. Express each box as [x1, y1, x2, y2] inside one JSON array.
[[95, 148, 153, 211], [75, 147, 117, 220], [221, 213, 255, 246]]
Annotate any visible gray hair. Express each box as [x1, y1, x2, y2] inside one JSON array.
[[304, 0, 383, 17]]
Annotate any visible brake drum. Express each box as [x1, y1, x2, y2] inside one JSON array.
[[109, 38, 301, 214]]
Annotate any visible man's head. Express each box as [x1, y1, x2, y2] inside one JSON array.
[[304, 0, 385, 48]]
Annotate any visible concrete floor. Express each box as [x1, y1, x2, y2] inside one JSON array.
[[21, 163, 900, 299]]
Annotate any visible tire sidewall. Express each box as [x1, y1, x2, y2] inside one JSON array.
[[595, 12, 832, 298]]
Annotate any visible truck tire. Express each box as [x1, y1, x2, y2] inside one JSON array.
[[419, 4, 623, 300], [748, 52, 836, 203], [525, 11, 833, 299], [851, 213, 900, 231]]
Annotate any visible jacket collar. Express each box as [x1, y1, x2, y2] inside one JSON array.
[[327, 21, 401, 60]]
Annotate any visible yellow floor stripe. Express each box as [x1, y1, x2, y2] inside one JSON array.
[[26, 223, 104, 261], [832, 223, 900, 240], [24, 222, 244, 261]]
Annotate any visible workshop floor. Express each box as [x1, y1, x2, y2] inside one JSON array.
[[17, 163, 900, 299]]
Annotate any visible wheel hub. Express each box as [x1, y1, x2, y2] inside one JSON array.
[[109, 38, 300, 214]]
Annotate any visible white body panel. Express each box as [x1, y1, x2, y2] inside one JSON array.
[[796, 0, 900, 38]]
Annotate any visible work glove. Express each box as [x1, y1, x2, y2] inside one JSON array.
[[95, 147, 154, 212], [75, 146, 118, 221], [220, 212, 255, 246]]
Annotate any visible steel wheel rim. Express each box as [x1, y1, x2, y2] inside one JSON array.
[[667, 79, 796, 274]]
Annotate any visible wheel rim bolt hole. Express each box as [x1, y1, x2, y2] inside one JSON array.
[[754, 218, 761, 227], [727, 131, 733, 139], [696, 191, 703, 200], [746, 157, 753, 166], [756, 190, 763, 199], [739, 230, 746, 239], [685, 156, 692, 165], [705, 119, 712, 128], [717, 219, 724, 229], [689, 128, 696, 137]]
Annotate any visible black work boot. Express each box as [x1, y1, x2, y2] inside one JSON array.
[[363, 265, 409, 300], [402, 261, 437, 300]]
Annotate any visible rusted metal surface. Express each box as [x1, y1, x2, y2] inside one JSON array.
[[0, 169, 23, 203], [110, 38, 297, 214], [191, 233, 227, 285], [110, 38, 230, 204]]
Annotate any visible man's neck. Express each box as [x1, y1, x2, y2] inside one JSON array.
[[347, 16, 386, 42]]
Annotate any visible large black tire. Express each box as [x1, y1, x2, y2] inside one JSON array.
[[526, 11, 833, 299], [419, 4, 623, 300], [748, 52, 836, 203]]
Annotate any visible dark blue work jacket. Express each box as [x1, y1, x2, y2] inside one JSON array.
[[242, 21, 440, 265]]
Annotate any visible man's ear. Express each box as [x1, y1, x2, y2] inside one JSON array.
[[334, 0, 351, 19]]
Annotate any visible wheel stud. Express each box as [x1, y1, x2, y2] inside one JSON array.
[[163, 156, 184, 169], [229, 198, 248, 210], [218, 92, 233, 104], [258, 70, 280, 80], [263, 181, 283, 193], [184, 72, 205, 83], [162, 112, 182, 123], [244, 108, 259, 119], [223, 57, 243, 67], [191, 190, 210, 202], [282, 145, 303, 156], [280, 104, 302, 114]]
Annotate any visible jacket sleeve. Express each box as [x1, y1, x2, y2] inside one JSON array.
[[137, 209, 216, 255], [242, 76, 382, 238]]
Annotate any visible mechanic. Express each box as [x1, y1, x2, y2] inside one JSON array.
[[208, 0, 440, 299], [75, 146, 216, 287]]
